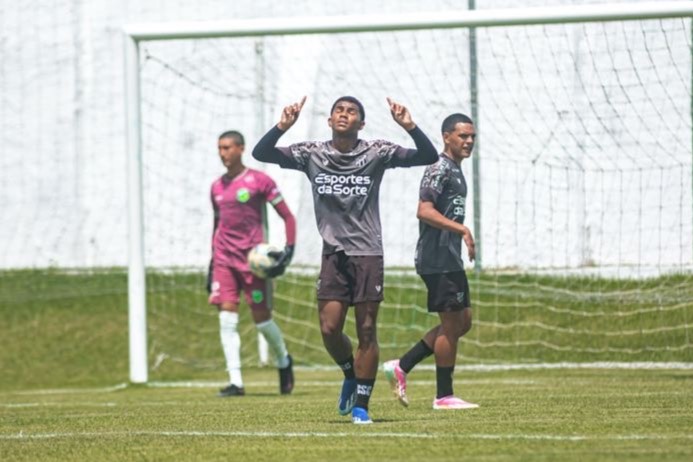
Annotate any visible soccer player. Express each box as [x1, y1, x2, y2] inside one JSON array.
[[383, 113, 479, 410], [208, 130, 296, 397], [252, 96, 437, 424]]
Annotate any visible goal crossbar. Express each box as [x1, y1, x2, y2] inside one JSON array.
[[123, 2, 693, 40]]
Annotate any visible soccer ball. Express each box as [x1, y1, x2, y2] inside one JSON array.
[[247, 243, 281, 278]]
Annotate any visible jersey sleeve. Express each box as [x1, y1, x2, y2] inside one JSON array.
[[258, 172, 284, 206], [419, 161, 448, 204], [253, 126, 305, 171], [382, 126, 438, 169]]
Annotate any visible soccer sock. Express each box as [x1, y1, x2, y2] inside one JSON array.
[[399, 339, 434, 373], [354, 378, 375, 410], [435, 365, 455, 399], [337, 355, 356, 380], [256, 319, 290, 369], [219, 311, 243, 387]]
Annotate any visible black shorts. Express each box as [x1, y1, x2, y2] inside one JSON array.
[[317, 251, 384, 305], [420, 271, 471, 312]]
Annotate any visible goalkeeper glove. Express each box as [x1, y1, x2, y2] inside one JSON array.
[[266, 245, 294, 278]]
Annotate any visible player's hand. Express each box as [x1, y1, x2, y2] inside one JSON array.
[[206, 259, 213, 294], [278, 97, 307, 131], [460, 226, 476, 262], [266, 245, 295, 278], [387, 97, 415, 131]]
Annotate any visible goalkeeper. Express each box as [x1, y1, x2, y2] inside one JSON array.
[[208, 130, 295, 397], [253, 96, 437, 424]]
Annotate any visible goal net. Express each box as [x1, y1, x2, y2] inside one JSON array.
[[128, 8, 693, 379]]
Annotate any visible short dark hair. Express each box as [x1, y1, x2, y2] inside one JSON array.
[[218, 130, 245, 146], [330, 96, 365, 121], [441, 113, 474, 134]]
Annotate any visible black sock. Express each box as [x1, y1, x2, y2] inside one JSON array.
[[399, 340, 434, 373], [354, 378, 375, 410], [337, 355, 356, 380], [436, 366, 454, 399]]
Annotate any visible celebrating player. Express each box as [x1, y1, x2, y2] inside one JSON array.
[[252, 96, 437, 424], [383, 113, 479, 410], [208, 130, 295, 397]]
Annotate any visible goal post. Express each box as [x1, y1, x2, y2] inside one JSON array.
[[123, 2, 693, 383]]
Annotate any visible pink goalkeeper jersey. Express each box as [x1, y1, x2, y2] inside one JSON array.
[[211, 168, 283, 269]]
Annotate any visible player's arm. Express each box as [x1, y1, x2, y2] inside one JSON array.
[[252, 97, 307, 167], [207, 191, 220, 293], [265, 198, 297, 278], [417, 200, 475, 261], [386, 97, 438, 167]]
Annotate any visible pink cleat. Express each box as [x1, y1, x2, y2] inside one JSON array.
[[432, 395, 479, 410], [383, 360, 409, 407]]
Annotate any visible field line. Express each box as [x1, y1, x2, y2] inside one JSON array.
[[1, 430, 692, 442]]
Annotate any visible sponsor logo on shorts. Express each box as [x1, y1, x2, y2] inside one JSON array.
[[456, 291, 465, 303], [375, 285, 382, 293], [236, 188, 251, 203], [251, 289, 264, 304], [316, 278, 321, 290], [314, 173, 372, 196]]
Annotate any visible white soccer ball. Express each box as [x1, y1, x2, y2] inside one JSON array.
[[247, 243, 281, 278]]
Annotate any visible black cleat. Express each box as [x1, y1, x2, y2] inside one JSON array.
[[279, 355, 294, 395], [218, 384, 245, 397]]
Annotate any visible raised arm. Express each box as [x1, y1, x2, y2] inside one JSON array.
[[386, 97, 438, 167], [252, 97, 307, 167]]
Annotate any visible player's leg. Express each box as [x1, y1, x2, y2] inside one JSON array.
[[351, 300, 379, 424], [317, 252, 357, 415], [209, 264, 245, 397], [243, 273, 293, 394], [349, 255, 384, 424], [383, 274, 440, 406], [384, 327, 436, 407], [319, 299, 355, 414], [431, 271, 478, 410]]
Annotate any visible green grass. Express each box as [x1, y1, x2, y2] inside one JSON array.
[[1, 268, 692, 460], [1, 368, 692, 461]]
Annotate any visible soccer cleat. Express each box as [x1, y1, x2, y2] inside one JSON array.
[[432, 395, 479, 410], [337, 378, 357, 416], [279, 354, 294, 395], [218, 384, 245, 397], [351, 406, 373, 425], [383, 359, 409, 407]]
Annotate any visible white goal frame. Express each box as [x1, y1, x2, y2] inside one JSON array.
[[123, 1, 693, 383]]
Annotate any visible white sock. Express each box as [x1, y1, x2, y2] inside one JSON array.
[[219, 311, 243, 387], [256, 319, 289, 369]]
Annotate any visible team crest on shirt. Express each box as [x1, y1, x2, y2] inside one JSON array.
[[215, 194, 223, 202], [236, 188, 251, 203], [252, 290, 264, 304]]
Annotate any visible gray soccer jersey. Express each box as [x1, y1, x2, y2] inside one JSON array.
[[415, 154, 468, 274], [277, 139, 412, 255]]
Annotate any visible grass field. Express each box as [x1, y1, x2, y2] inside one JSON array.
[[1, 268, 692, 460], [1, 368, 692, 461]]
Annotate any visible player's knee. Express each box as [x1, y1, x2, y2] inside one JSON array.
[[319, 319, 342, 338], [356, 322, 378, 347], [459, 309, 473, 337]]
